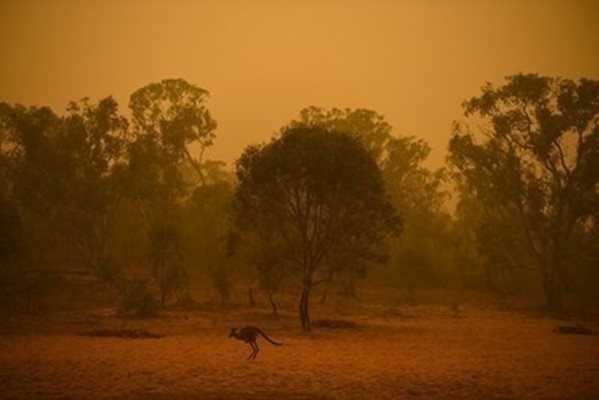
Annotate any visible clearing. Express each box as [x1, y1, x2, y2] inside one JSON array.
[[0, 303, 597, 399]]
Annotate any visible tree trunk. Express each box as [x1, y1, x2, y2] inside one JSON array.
[[221, 291, 228, 307], [299, 283, 312, 330], [342, 274, 356, 298], [542, 254, 563, 312], [407, 286, 417, 305], [267, 291, 278, 316], [545, 270, 563, 312], [320, 269, 335, 304], [319, 287, 328, 304], [248, 286, 256, 307], [542, 202, 574, 313]]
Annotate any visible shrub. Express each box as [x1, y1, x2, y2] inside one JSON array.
[[81, 327, 164, 339], [312, 319, 360, 329], [118, 280, 160, 317]]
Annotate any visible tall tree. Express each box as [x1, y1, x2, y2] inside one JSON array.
[[129, 78, 216, 185], [449, 74, 599, 310], [0, 98, 129, 279], [290, 107, 448, 294], [290, 106, 392, 161], [128, 78, 217, 306], [233, 125, 400, 330]]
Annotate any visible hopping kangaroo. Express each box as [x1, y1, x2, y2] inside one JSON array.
[[228, 325, 282, 360]]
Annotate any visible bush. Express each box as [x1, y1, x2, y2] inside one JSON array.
[[312, 319, 360, 329], [209, 264, 231, 306], [118, 280, 160, 317], [95, 258, 122, 284], [81, 327, 165, 339], [554, 324, 594, 336]]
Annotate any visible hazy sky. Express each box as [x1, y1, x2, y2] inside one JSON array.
[[1, 0, 597, 169]]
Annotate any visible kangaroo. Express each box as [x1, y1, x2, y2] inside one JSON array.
[[228, 325, 282, 360]]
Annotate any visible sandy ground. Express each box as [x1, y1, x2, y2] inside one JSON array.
[[0, 305, 598, 399]]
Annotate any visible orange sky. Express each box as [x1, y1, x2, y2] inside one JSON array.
[[1, 0, 597, 169]]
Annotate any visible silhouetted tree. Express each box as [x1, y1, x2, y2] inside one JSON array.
[[455, 185, 532, 296], [128, 78, 217, 305], [234, 125, 400, 330], [0, 174, 23, 312], [449, 74, 599, 311], [383, 135, 450, 292], [129, 78, 216, 185], [209, 262, 231, 307], [291, 107, 449, 295], [0, 98, 128, 280], [186, 177, 233, 273], [243, 231, 290, 315], [290, 106, 392, 161]]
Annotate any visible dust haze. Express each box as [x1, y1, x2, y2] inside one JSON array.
[[0, 1, 598, 399]]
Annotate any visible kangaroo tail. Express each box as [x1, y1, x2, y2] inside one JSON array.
[[257, 328, 283, 346]]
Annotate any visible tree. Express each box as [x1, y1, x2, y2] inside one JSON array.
[[186, 175, 233, 267], [128, 78, 217, 306], [186, 177, 234, 307], [290, 107, 448, 296], [448, 74, 599, 310], [383, 135, 453, 293], [0, 172, 24, 312], [289, 106, 392, 161], [0, 98, 129, 280], [230, 227, 291, 315], [382, 136, 446, 216], [452, 181, 533, 297], [233, 125, 400, 330], [129, 78, 216, 185]]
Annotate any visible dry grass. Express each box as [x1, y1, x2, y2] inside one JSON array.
[[0, 303, 598, 399]]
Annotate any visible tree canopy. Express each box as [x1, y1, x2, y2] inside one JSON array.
[[233, 125, 400, 329], [449, 73, 599, 310]]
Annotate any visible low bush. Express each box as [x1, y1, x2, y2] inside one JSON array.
[[312, 318, 360, 329], [118, 280, 160, 317], [81, 327, 164, 339]]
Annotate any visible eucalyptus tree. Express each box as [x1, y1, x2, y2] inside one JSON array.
[[290, 107, 447, 294], [234, 125, 400, 329], [449, 74, 599, 310], [0, 97, 129, 280], [128, 78, 217, 305]]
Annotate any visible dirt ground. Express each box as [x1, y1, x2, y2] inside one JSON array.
[[0, 303, 598, 399]]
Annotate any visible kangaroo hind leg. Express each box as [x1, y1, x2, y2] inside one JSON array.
[[251, 340, 260, 360], [247, 342, 257, 360]]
